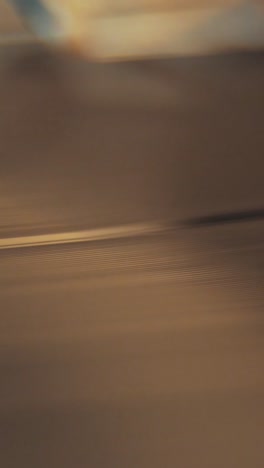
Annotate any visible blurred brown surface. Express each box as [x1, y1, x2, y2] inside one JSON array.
[[0, 46, 264, 236], [0, 1, 26, 34], [0, 45, 264, 468], [1, 221, 264, 468]]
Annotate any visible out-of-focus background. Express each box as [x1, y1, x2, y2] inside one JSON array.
[[2, 0, 264, 57], [0, 2, 264, 468]]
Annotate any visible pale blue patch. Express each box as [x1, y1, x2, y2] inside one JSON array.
[[9, 0, 65, 42]]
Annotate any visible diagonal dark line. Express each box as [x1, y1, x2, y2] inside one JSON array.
[[185, 208, 264, 228]]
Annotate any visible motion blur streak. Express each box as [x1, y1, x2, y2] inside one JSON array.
[[0, 3, 264, 468], [0, 222, 167, 250]]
